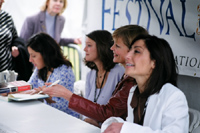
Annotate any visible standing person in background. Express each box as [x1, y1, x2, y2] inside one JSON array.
[[27, 33, 80, 118], [82, 30, 125, 126], [0, 0, 32, 81], [20, 0, 81, 46], [37, 25, 148, 127], [102, 35, 189, 133]]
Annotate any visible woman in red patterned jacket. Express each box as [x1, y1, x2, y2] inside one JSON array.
[[41, 25, 148, 127]]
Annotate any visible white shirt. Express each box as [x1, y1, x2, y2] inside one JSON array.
[[101, 83, 189, 133]]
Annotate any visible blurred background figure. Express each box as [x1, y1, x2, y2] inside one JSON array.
[[0, 0, 32, 81], [27, 32, 80, 118], [20, 0, 81, 46]]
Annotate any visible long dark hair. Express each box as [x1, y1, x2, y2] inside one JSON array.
[[130, 35, 178, 95], [84, 30, 115, 71], [27, 33, 72, 81]]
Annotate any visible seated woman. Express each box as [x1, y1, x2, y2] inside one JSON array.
[[27, 33, 80, 118], [101, 35, 189, 133], [84, 30, 124, 103], [76, 30, 125, 126]]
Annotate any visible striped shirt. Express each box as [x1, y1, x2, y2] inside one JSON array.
[[0, 10, 18, 72]]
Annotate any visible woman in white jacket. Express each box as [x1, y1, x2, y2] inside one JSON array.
[[101, 35, 189, 133]]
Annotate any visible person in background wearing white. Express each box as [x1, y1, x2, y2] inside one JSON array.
[[20, 0, 81, 46], [101, 35, 189, 133]]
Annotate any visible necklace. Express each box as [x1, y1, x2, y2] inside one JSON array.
[[94, 70, 107, 102], [98, 71, 105, 78]]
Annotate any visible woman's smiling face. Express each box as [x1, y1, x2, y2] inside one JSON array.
[[125, 39, 155, 79], [110, 37, 129, 67]]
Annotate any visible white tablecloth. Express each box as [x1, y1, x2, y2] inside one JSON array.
[[0, 100, 100, 133]]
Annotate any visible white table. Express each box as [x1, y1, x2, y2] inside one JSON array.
[[0, 100, 101, 133]]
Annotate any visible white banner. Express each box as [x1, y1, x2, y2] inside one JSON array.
[[86, 0, 200, 78]]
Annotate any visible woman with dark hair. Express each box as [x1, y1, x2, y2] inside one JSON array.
[[102, 35, 189, 133], [81, 30, 125, 125], [27, 32, 80, 118]]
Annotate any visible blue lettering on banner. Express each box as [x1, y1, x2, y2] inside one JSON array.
[[147, 0, 165, 34], [126, 0, 133, 25], [175, 56, 200, 68], [102, 0, 111, 30], [165, 0, 184, 37], [180, 0, 195, 41], [102, 0, 196, 41], [112, 0, 124, 30], [143, 0, 151, 30]]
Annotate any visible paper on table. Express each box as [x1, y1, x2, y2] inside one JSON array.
[[7, 94, 49, 101]]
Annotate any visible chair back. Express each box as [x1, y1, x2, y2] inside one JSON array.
[[189, 108, 200, 133], [62, 44, 82, 81]]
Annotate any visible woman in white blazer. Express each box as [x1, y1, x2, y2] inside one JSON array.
[[101, 35, 189, 133]]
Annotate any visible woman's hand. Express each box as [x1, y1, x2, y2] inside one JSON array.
[[20, 89, 37, 94], [103, 123, 123, 133], [84, 118, 100, 128], [32, 87, 42, 94], [74, 37, 82, 44], [42, 84, 73, 101], [0, 93, 8, 96], [20, 87, 42, 95], [11, 46, 19, 57]]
